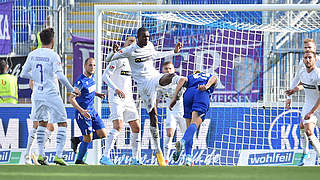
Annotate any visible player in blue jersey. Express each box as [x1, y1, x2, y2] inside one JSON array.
[[70, 57, 107, 164], [169, 71, 217, 166]]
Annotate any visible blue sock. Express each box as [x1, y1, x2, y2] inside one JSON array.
[[185, 138, 193, 156], [182, 123, 197, 155], [77, 141, 89, 161], [92, 131, 99, 140], [182, 123, 197, 143]]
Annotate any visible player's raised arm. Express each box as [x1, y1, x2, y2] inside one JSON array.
[[169, 76, 187, 111], [198, 75, 218, 91], [107, 44, 132, 62], [153, 42, 183, 59]]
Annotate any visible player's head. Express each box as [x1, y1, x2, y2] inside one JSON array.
[[303, 50, 317, 69], [137, 27, 149, 47], [0, 59, 8, 74], [162, 61, 175, 74], [123, 36, 136, 48], [193, 70, 201, 74], [40, 28, 54, 48], [303, 38, 316, 53], [84, 57, 96, 76]]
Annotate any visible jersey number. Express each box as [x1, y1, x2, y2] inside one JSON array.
[[36, 64, 43, 84]]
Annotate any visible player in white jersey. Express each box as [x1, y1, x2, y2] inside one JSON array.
[[286, 51, 320, 166], [285, 38, 320, 165], [107, 27, 183, 166], [21, 28, 80, 166], [100, 37, 142, 165], [157, 61, 186, 165]]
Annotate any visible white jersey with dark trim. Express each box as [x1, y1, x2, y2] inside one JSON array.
[[298, 67, 320, 107], [111, 41, 175, 85], [103, 58, 134, 102]]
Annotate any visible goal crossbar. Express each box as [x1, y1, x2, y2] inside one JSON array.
[[94, 4, 320, 12]]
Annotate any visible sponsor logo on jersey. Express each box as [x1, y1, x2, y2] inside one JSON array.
[[120, 70, 132, 76], [88, 84, 96, 93], [0, 151, 10, 162], [248, 152, 293, 165], [134, 56, 152, 63]]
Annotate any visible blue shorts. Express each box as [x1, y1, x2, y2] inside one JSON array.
[[183, 87, 210, 120], [75, 109, 105, 136]]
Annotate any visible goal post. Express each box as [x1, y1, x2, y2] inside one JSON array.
[[94, 4, 320, 166]]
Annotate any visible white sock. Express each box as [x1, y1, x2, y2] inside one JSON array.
[[45, 129, 53, 145], [164, 136, 173, 161], [131, 132, 141, 160], [26, 128, 37, 156], [309, 135, 320, 156], [56, 127, 67, 158], [103, 129, 120, 157], [300, 129, 309, 154], [150, 126, 162, 153], [37, 126, 46, 157]]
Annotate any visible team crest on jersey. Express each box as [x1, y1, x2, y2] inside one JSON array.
[[119, 50, 123, 54], [109, 65, 115, 70]]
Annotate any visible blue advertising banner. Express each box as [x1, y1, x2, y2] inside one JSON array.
[[0, 2, 12, 54], [1, 106, 319, 165]]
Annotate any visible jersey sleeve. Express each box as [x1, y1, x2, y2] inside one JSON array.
[[20, 56, 33, 79], [52, 54, 63, 73], [110, 46, 132, 62], [104, 60, 119, 76], [290, 67, 301, 89], [74, 79, 83, 91]]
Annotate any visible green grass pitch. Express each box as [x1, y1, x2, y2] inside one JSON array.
[[0, 165, 318, 180]]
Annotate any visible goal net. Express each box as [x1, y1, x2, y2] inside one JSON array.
[[94, 4, 320, 166]]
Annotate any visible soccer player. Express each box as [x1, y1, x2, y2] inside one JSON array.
[[70, 57, 107, 165], [286, 51, 320, 166], [106, 27, 182, 166], [100, 37, 142, 165], [20, 28, 80, 166], [285, 38, 320, 165], [157, 61, 186, 165], [169, 71, 217, 166], [25, 80, 55, 165]]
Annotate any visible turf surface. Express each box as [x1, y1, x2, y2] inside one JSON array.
[[0, 165, 318, 180]]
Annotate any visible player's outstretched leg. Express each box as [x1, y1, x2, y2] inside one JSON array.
[[75, 135, 92, 165], [25, 127, 37, 165], [174, 123, 197, 162], [149, 108, 166, 166], [298, 128, 309, 166], [54, 125, 67, 166], [37, 125, 48, 165], [100, 129, 119, 165]]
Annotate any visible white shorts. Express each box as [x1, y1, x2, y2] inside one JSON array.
[[30, 96, 67, 123], [302, 105, 320, 126], [165, 109, 186, 132], [109, 98, 139, 123], [137, 74, 163, 112], [30, 103, 55, 123]]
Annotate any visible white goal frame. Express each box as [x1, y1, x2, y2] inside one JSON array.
[[93, 4, 320, 165]]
